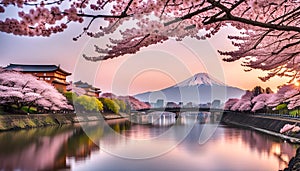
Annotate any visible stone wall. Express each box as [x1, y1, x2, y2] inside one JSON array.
[[221, 112, 300, 140], [0, 114, 104, 131]]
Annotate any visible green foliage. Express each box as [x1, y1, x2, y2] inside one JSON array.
[[100, 98, 120, 114], [93, 97, 103, 111], [114, 99, 126, 112], [75, 95, 103, 112], [289, 109, 300, 116], [275, 103, 288, 115], [65, 91, 78, 103], [276, 103, 288, 110], [21, 106, 37, 113]]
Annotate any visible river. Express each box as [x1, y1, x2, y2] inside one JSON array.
[[0, 112, 297, 171]]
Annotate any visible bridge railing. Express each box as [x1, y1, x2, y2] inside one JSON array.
[[224, 110, 300, 120], [136, 107, 224, 112]]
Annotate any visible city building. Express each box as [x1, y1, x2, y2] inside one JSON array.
[[5, 63, 71, 92], [211, 99, 221, 109], [166, 102, 179, 108], [155, 99, 164, 108]]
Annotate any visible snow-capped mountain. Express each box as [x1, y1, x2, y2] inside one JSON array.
[[176, 73, 226, 87], [134, 73, 245, 104]]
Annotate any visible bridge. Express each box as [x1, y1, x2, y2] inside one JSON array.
[[133, 107, 224, 122], [137, 107, 223, 112]]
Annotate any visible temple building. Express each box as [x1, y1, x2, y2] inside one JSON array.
[[5, 64, 71, 92], [73, 81, 101, 97]]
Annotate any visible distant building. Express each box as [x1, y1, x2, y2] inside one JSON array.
[[199, 103, 209, 108], [166, 102, 179, 108], [150, 102, 156, 107], [184, 102, 193, 108], [178, 102, 183, 108], [156, 99, 164, 108], [5, 63, 71, 92], [73, 81, 101, 97], [212, 99, 221, 109]]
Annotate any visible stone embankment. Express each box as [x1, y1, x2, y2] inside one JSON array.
[[221, 112, 300, 142], [0, 113, 125, 131]]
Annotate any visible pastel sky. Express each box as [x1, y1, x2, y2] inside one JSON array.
[[0, 22, 290, 95]]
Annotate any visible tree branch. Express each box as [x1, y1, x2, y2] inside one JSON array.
[[164, 5, 214, 26]]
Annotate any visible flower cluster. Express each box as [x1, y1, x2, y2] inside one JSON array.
[[225, 84, 300, 112], [0, 68, 72, 111], [0, 0, 299, 81]]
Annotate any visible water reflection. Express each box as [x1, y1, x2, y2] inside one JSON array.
[[130, 112, 177, 126], [131, 111, 209, 126], [0, 114, 298, 171], [0, 125, 99, 170]]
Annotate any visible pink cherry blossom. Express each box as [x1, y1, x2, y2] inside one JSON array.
[[0, 1, 298, 83], [251, 93, 272, 112], [280, 124, 295, 134], [224, 98, 239, 110], [0, 68, 72, 112], [100, 92, 150, 110]]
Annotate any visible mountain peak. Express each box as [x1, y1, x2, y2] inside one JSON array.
[[176, 73, 226, 87]]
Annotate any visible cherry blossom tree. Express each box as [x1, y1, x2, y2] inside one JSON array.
[[230, 90, 253, 111], [251, 93, 272, 112], [0, 68, 72, 113], [1, 0, 300, 81], [266, 84, 299, 108], [100, 92, 117, 99], [224, 98, 239, 110], [100, 92, 150, 110], [226, 84, 300, 112], [277, 88, 300, 112], [280, 123, 295, 134], [119, 96, 151, 110]]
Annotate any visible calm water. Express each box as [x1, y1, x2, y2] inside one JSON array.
[[0, 112, 297, 171]]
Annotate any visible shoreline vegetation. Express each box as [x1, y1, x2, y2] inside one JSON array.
[[0, 113, 127, 131]]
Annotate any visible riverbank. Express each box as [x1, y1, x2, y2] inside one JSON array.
[[0, 113, 126, 131], [221, 112, 300, 143]]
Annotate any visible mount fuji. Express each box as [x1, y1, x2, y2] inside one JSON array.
[[134, 73, 245, 104], [175, 73, 226, 87]]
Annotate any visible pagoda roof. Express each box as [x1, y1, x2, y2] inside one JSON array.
[[52, 79, 70, 85], [5, 64, 71, 76], [74, 80, 101, 91]]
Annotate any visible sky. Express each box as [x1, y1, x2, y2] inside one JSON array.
[[0, 21, 291, 95]]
